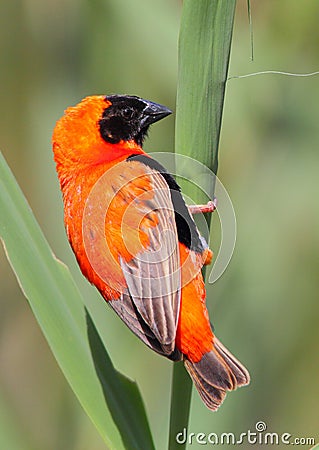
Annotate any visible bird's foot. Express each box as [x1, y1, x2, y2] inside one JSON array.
[[188, 198, 217, 215]]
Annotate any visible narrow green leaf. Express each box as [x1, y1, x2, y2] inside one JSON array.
[[170, 1, 236, 449], [0, 151, 155, 450], [86, 311, 155, 450], [168, 362, 192, 449], [175, 0, 236, 200], [247, 0, 254, 61]]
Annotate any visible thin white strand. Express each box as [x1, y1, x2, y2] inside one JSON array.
[[228, 70, 319, 81]]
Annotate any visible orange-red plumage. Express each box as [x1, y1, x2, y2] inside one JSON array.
[[53, 94, 249, 410]]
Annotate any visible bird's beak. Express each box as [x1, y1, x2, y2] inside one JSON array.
[[141, 100, 172, 128]]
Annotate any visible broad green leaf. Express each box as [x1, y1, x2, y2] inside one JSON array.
[[169, 1, 236, 449], [0, 151, 155, 450]]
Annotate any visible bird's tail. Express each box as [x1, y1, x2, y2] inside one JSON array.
[[184, 337, 250, 410]]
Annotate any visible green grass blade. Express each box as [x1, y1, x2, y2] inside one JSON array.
[[0, 151, 155, 450], [170, 1, 236, 449], [175, 0, 236, 187], [168, 362, 192, 449], [247, 0, 254, 61], [86, 312, 155, 450]]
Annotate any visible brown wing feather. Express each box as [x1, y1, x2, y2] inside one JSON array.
[[109, 293, 181, 360], [109, 161, 181, 357]]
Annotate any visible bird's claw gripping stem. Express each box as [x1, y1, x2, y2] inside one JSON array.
[[188, 198, 217, 215]]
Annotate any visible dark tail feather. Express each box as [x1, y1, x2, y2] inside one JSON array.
[[184, 337, 250, 411]]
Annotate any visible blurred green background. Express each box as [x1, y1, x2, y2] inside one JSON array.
[[1, 1, 318, 449]]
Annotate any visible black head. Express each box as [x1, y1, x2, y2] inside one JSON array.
[[99, 95, 172, 146]]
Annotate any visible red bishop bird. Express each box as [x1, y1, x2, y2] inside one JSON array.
[[52, 94, 250, 410]]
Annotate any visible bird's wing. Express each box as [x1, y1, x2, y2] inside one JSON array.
[[107, 159, 181, 357]]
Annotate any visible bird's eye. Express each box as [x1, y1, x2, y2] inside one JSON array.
[[121, 108, 134, 120]]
